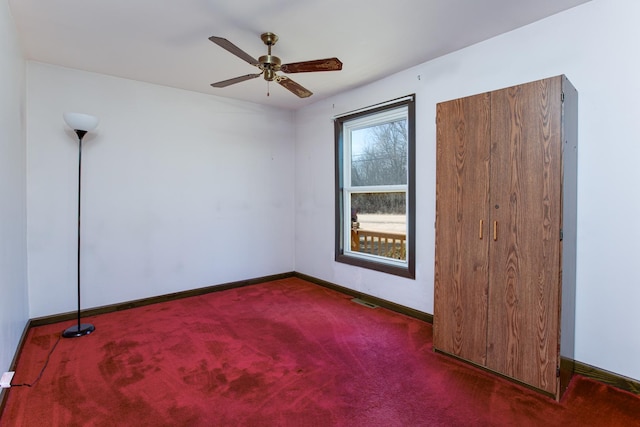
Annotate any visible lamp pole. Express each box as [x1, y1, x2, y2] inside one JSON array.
[[62, 113, 98, 338]]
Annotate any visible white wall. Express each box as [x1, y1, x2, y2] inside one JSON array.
[[0, 0, 29, 372], [294, 0, 640, 382], [10, 0, 639, 388], [26, 63, 296, 318]]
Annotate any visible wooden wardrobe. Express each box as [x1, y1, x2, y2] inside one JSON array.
[[433, 75, 578, 400]]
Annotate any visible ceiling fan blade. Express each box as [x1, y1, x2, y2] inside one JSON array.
[[277, 76, 313, 98], [211, 73, 262, 88], [281, 58, 343, 73], [209, 36, 259, 65]]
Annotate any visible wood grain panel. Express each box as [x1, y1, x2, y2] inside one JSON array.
[[486, 77, 563, 394], [433, 93, 491, 365]]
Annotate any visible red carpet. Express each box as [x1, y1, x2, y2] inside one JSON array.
[[2, 278, 639, 426]]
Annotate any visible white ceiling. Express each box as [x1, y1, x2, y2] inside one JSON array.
[[9, 0, 590, 110]]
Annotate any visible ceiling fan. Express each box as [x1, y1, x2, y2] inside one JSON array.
[[209, 32, 342, 98]]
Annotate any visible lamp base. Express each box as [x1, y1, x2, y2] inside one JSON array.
[[62, 323, 95, 338]]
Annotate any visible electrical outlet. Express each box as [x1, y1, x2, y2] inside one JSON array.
[[1, 371, 15, 388]]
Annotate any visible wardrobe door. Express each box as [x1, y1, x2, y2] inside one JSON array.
[[433, 92, 491, 365], [485, 77, 564, 394]]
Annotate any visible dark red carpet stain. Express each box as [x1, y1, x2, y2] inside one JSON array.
[[2, 278, 640, 426]]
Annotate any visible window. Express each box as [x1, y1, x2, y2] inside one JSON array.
[[334, 96, 415, 278]]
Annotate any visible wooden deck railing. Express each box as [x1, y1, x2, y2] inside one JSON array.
[[351, 228, 406, 260]]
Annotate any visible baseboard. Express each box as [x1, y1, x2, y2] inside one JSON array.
[[574, 360, 640, 395], [293, 272, 433, 323], [29, 272, 296, 328]]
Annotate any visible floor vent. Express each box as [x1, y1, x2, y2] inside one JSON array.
[[351, 298, 379, 309]]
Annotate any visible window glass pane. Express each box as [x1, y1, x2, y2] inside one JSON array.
[[350, 119, 408, 186], [350, 192, 406, 261]]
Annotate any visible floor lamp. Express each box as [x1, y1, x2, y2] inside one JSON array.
[[62, 112, 99, 338]]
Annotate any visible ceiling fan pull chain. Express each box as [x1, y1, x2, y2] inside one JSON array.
[[267, 80, 270, 97]]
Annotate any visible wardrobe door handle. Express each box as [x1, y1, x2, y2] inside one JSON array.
[[493, 221, 498, 241], [479, 220, 484, 239]]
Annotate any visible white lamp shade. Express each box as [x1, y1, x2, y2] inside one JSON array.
[[63, 112, 99, 132]]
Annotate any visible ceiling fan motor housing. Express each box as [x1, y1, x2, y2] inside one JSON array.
[[259, 54, 281, 80]]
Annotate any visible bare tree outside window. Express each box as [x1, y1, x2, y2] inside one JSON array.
[[351, 120, 408, 187]]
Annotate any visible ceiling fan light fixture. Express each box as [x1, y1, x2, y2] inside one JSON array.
[[264, 68, 276, 81]]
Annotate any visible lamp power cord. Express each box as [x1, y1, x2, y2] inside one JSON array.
[[11, 336, 62, 388]]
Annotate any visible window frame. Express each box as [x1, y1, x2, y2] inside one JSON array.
[[334, 95, 416, 279]]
